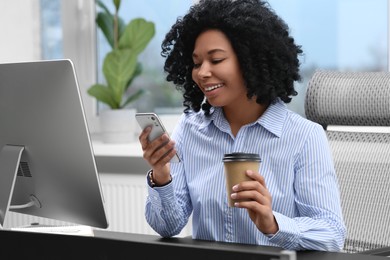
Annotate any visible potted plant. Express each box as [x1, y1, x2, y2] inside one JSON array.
[[88, 0, 155, 142]]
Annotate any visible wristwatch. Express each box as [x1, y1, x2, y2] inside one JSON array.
[[147, 169, 172, 188]]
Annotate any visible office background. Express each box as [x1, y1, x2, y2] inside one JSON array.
[[0, 0, 388, 237]]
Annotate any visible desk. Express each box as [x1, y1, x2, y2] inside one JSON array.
[[0, 229, 388, 260]]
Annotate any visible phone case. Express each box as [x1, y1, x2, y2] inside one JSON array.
[[135, 113, 180, 162]]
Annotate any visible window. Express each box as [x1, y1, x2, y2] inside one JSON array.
[[37, 0, 388, 133], [268, 0, 388, 116], [40, 0, 63, 59]]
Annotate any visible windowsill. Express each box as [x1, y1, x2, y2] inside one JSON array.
[[90, 113, 181, 174], [91, 113, 181, 158], [92, 139, 143, 158], [91, 139, 149, 174]]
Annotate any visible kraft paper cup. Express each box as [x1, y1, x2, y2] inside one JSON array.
[[223, 153, 261, 207]]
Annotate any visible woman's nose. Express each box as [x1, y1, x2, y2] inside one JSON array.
[[197, 63, 212, 78]]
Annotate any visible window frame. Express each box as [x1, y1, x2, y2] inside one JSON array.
[[61, 0, 99, 134]]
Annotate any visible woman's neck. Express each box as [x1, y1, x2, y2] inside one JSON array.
[[223, 100, 268, 137]]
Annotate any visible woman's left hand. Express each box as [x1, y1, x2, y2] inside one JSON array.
[[231, 170, 279, 235]]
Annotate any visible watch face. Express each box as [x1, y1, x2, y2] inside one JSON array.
[[148, 170, 155, 187]]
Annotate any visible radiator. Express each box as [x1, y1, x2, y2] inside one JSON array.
[[99, 173, 159, 234], [3, 173, 192, 237]]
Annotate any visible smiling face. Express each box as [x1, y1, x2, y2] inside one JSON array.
[[192, 29, 249, 109]]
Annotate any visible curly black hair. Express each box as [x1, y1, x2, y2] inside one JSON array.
[[161, 0, 303, 115]]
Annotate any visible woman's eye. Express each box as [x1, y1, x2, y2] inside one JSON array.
[[193, 58, 224, 69], [212, 59, 224, 64]]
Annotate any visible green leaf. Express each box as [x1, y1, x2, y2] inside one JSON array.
[[96, 0, 111, 14], [122, 89, 146, 108], [113, 0, 121, 11], [103, 49, 137, 105], [117, 18, 126, 39], [119, 18, 155, 54], [87, 83, 119, 109], [125, 62, 142, 91], [96, 2, 126, 48], [96, 12, 115, 48]]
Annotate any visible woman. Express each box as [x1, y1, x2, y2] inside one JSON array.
[[138, 0, 346, 251]]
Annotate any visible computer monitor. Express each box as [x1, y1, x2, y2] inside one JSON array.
[[0, 59, 109, 229]]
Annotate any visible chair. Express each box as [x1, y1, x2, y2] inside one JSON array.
[[304, 70, 390, 254]]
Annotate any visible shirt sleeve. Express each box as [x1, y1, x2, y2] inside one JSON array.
[[144, 115, 193, 237], [268, 123, 346, 251]]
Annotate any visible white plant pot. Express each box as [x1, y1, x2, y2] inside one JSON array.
[[99, 109, 137, 143]]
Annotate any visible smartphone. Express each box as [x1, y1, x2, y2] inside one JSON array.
[[135, 112, 181, 162]]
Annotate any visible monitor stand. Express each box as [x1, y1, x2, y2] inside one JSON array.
[[0, 145, 41, 227]]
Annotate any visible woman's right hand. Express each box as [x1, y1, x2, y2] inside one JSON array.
[[138, 126, 176, 185]]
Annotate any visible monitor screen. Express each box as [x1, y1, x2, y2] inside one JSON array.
[[0, 59, 109, 229]]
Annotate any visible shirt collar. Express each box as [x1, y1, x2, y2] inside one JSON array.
[[258, 98, 287, 138], [199, 106, 221, 130], [198, 98, 287, 138]]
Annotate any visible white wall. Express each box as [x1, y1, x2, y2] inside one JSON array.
[[0, 0, 41, 63]]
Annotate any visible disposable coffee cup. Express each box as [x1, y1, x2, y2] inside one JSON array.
[[223, 153, 261, 207]]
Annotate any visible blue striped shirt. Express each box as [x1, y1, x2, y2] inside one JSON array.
[[145, 98, 346, 251]]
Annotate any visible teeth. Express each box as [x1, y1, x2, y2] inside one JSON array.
[[205, 84, 223, 92]]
